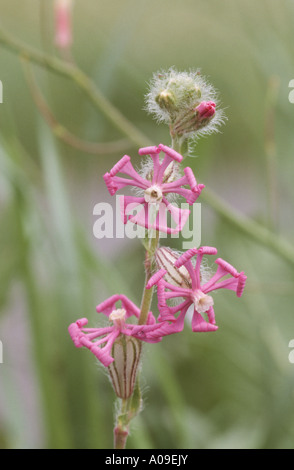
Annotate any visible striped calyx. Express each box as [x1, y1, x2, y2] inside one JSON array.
[[108, 335, 141, 399], [155, 247, 192, 288]]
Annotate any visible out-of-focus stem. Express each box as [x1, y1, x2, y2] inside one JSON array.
[[202, 186, 294, 267], [264, 76, 280, 231], [0, 27, 152, 148], [22, 60, 132, 155]]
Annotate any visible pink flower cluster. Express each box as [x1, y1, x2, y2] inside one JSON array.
[[68, 144, 247, 367]]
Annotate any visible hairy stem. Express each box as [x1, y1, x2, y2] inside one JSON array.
[[114, 398, 129, 449], [138, 230, 160, 325]]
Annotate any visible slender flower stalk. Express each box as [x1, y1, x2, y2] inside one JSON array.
[[67, 67, 247, 450]]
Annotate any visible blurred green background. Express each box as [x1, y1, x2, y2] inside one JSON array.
[[0, 0, 294, 449]]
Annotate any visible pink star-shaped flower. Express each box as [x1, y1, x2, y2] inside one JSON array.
[[146, 246, 247, 336], [103, 144, 204, 234], [68, 294, 162, 367]]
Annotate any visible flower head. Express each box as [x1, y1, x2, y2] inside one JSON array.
[[145, 68, 225, 143], [146, 246, 247, 335], [103, 144, 204, 234], [68, 294, 162, 367]]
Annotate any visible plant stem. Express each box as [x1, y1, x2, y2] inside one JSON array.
[[138, 230, 160, 325], [114, 398, 129, 449], [114, 425, 129, 449]]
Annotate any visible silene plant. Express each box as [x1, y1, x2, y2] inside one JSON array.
[[68, 68, 247, 449]]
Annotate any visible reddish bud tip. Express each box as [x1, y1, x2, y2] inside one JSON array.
[[196, 101, 216, 120]]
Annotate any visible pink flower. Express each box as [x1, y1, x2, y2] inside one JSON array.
[[68, 294, 162, 367], [146, 246, 247, 335], [54, 0, 72, 49], [103, 144, 204, 234], [196, 101, 216, 120]]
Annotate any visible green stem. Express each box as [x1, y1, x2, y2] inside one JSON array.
[[138, 230, 160, 325], [114, 414, 129, 449]]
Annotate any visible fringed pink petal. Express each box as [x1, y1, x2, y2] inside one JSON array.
[[126, 201, 150, 228], [158, 299, 192, 321], [184, 167, 198, 191], [118, 295, 141, 319], [109, 155, 131, 176], [202, 256, 245, 296], [148, 309, 187, 340], [106, 155, 149, 193], [198, 246, 218, 256], [237, 272, 247, 297], [96, 294, 123, 316], [120, 195, 145, 225], [206, 306, 216, 325], [103, 172, 117, 195], [162, 199, 190, 234], [157, 144, 183, 163], [174, 248, 198, 268], [146, 269, 167, 289], [138, 146, 161, 156], [85, 330, 120, 367], [68, 319, 87, 347], [191, 310, 218, 332], [128, 323, 163, 343], [215, 257, 238, 277]]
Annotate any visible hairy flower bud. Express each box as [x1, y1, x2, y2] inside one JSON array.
[[196, 101, 216, 120], [108, 335, 141, 399], [155, 89, 177, 113], [145, 68, 225, 145]]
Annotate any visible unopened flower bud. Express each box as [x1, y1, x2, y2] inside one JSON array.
[[195, 101, 216, 121], [155, 89, 177, 113], [108, 335, 141, 399], [146, 68, 225, 145]]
